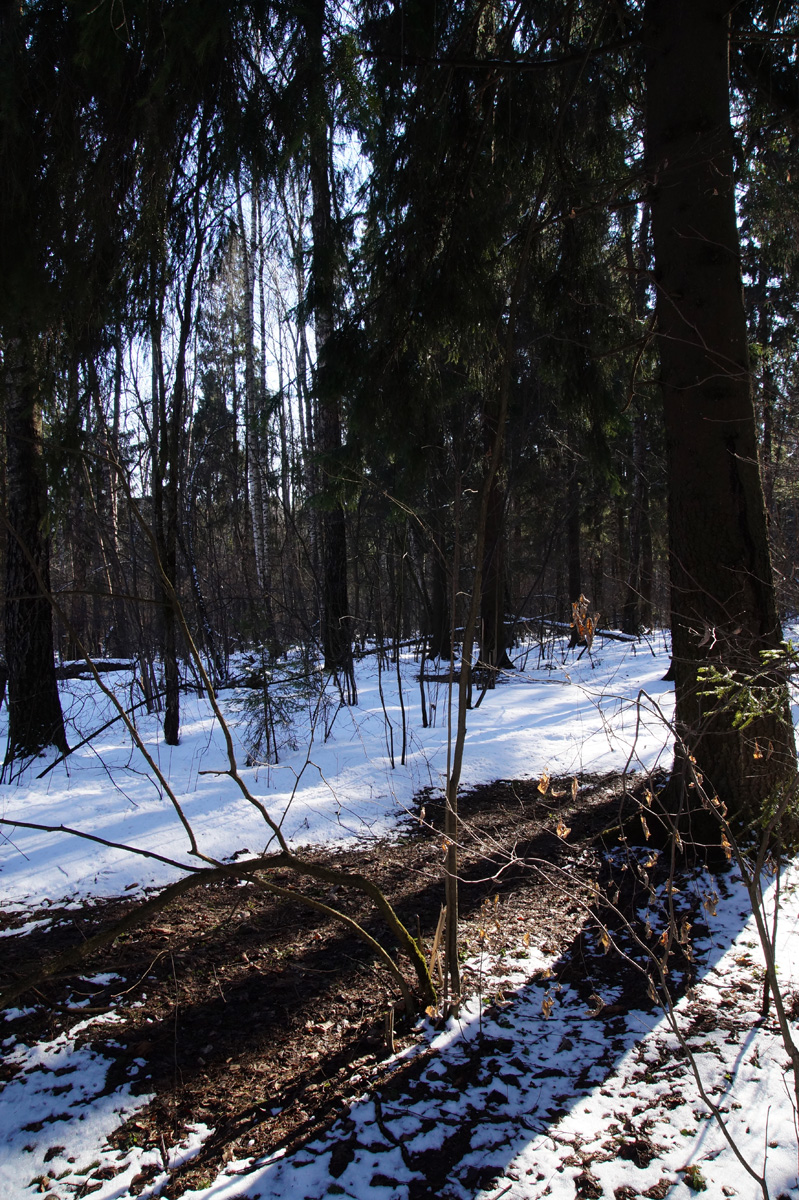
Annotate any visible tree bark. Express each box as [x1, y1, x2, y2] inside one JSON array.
[[237, 184, 278, 655], [566, 434, 585, 648], [427, 530, 451, 661], [151, 315, 180, 746], [480, 403, 513, 673], [645, 0, 797, 820], [753, 258, 776, 518], [306, 0, 354, 692], [622, 206, 653, 635], [566, 440, 582, 606], [622, 405, 648, 634], [3, 334, 67, 762]]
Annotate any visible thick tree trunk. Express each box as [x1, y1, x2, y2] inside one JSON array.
[[3, 335, 67, 762], [645, 0, 796, 820]]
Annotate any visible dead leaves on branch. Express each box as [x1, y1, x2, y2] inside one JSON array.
[[572, 594, 600, 651], [536, 772, 579, 841]]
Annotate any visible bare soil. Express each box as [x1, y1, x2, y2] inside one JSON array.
[[1, 770, 700, 1198]]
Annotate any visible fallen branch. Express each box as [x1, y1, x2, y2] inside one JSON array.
[[0, 851, 436, 1012], [1, 461, 437, 1016], [36, 693, 166, 779]]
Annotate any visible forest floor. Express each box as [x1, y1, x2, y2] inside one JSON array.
[[1, 771, 634, 1195], [3, 769, 799, 1200], [1, 639, 798, 1199]]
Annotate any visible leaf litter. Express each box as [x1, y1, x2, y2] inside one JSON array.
[[0, 633, 797, 1199]]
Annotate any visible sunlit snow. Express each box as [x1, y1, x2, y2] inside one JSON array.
[[1, 632, 797, 1200]]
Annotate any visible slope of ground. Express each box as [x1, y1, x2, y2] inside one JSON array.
[[2, 772, 798, 1200], [1, 635, 797, 1199]]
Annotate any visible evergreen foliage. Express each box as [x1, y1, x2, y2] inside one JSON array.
[[0, 0, 796, 820]]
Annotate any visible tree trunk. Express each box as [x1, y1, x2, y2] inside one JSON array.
[[622, 405, 648, 634], [238, 184, 278, 655], [3, 335, 67, 762], [239, 191, 268, 597], [480, 404, 513, 673], [427, 536, 451, 661], [566, 442, 581, 606], [622, 206, 653, 635], [306, 0, 354, 693], [754, 259, 776, 518], [645, 0, 796, 820], [151, 318, 180, 747], [566, 436, 584, 648], [91, 348, 132, 658]]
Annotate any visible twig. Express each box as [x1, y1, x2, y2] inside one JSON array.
[[36, 693, 167, 779]]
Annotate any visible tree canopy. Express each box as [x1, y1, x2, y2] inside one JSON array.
[[1, 0, 798, 824]]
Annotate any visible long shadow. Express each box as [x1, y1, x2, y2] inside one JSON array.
[[190, 779, 764, 1199], [0, 775, 763, 1198], [235, 870, 762, 1200]]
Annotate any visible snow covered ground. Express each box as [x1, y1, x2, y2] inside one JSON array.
[[0, 631, 674, 910], [1, 630, 798, 1200], [186, 860, 799, 1200]]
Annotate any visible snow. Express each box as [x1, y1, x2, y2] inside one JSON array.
[[0, 1009, 155, 1200], [0, 633, 674, 910], [1, 631, 798, 1200], [196, 862, 796, 1200]]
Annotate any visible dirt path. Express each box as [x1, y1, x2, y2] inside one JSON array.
[[2, 772, 684, 1198]]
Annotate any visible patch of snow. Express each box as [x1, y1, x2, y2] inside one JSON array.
[[0, 636, 677, 910], [1, 632, 798, 1199], [0, 1014, 153, 1200]]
